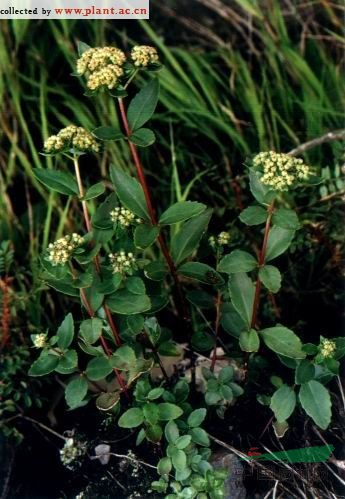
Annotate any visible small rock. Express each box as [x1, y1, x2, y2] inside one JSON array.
[[211, 451, 246, 499]]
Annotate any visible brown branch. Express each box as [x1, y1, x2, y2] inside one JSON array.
[[287, 129, 345, 156]]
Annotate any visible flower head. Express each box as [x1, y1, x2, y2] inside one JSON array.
[[319, 339, 336, 359], [44, 125, 99, 154], [131, 45, 159, 67], [253, 151, 312, 191], [76, 46, 126, 91], [32, 333, 48, 349], [110, 206, 141, 228], [60, 438, 84, 468], [217, 231, 230, 246], [109, 251, 137, 276], [47, 233, 84, 266]]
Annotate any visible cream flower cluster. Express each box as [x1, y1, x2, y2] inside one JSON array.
[[253, 151, 312, 191], [109, 251, 136, 275], [47, 234, 84, 266], [110, 206, 141, 228], [33, 333, 48, 349], [44, 125, 100, 153], [76, 47, 126, 91], [131, 45, 159, 67], [319, 339, 336, 359], [209, 231, 231, 249], [60, 438, 84, 468]]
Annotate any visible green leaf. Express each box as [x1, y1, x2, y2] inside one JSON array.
[[126, 277, 146, 295], [205, 391, 222, 405], [83, 182, 105, 201], [176, 435, 192, 450], [144, 261, 168, 281], [158, 457, 172, 475], [220, 302, 247, 338], [272, 208, 300, 230], [218, 250, 257, 274], [33, 169, 78, 196], [270, 385, 296, 423], [158, 341, 181, 357], [148, 387, 165, 400], [228, 273, 255, 328], [260, 326, 306, 359], [159, 201, 206, 225], [57, 313, 74, 350], [171, 209, 212, 265], [129, 128, 156, 147], [190, 428, 210, 447], [295, 360, 315, 384], [299, 380, 332, 430], [143, 403, 159, 425], [258, 265, 282, 293], [127, 314, 144, 335], [29, 351, 59, 376], [127, 78, 160, 131], [77, 40, 91, 56], [239, 205, 267, 225], [188, 408, 207, 428], [85, 357, 113, 380], [79, 318, 103, 344], [134, 224, 159, 249], [178, 262, 224, 286], [96, 391, 120, 411], [56, 349, 78, 374], [110, 345, 136, 370], [65, 376, 88, 409], [249, 168, 275, 205], [118, 407, 144, 428], [218, 366, 234, 383], [110, 165, 150, 222], [158, 403, 183, 421], [239, 329, 260, 352], [165, 420, 179, 443], [106, 289, 151, 315], [91, 193, 117, 230], [191, 331, 215, 352], [172, 449, 187, 471], [265, 227, 295, 262], [92, 126, 124, 141]]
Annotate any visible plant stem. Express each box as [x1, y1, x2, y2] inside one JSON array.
[[210, 291, 221, 372], [250, 201, 275, 329], [72, 155, 121, 346], [117, 98, 189, 321]]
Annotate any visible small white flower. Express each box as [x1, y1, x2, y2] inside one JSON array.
[[131, 45, 159, 67]]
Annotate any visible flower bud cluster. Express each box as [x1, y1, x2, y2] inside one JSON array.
[[47, 234, 84, 266], [76, 47, 126, 91], [33, 333, 48, 349], [209, 231, 231, 249], [44, 125, 100, 153], [319, 339, 336, 359], [60, 438, 84, 468], [131, 45, 159, 67], [109, 251, 136, 275], [110, 206, 141, 228], [253, 151, 312, 191]]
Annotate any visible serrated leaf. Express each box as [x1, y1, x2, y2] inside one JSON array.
[[299, 380, 332, 429], [228, 273, 255, 328], [260, 326, 306, 359], [218, 250, 257, 274], [65, 376, 88, 409], [29, 351, 59, 376], [239, 205, 267, 225], [33, 169, 78, 196], [187, 408, 207, 428], [258, 265, 282, 293], [127, 78, 159, 131], [265, 227, 295, 262], [57, 313, 74, 349], [134, 224, 159, 249], [270, 385, 296, 423], [85, 357, 113, 380], [171, 209, 212, 265], [272, 208, 299, 230], [79, 318, 103, 344], [178, 262, 224, 286], [159, 201, 206, 225], [92, 126, 124, 141], [129, 128, 156, 147], [110, 165, 150, 222], [158, 403, 183, 420]]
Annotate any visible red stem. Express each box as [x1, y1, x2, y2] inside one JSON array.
[[118, 98, 189, 320], [250, 201, 275, 329]]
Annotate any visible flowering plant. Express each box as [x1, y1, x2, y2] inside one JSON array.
[[29, 41, 344, 497]]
